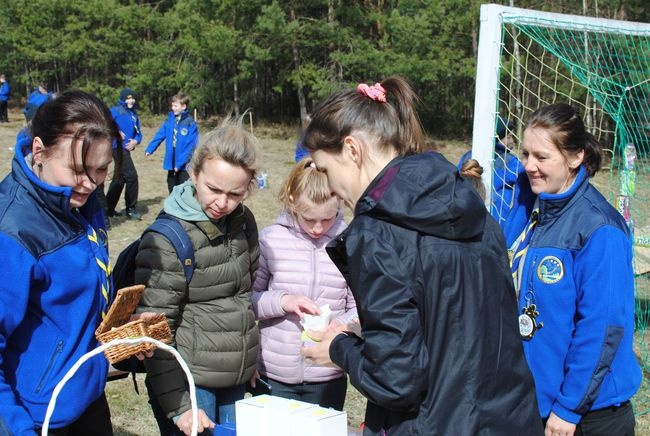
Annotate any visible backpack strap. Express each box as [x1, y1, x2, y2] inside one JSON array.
[[145, 215, 195, 284]]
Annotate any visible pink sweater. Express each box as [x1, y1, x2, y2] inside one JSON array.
[[252, 211, 356, 384]]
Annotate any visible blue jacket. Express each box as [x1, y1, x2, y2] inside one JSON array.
[[0, 82, 10, 102], [458, 141, 524, 224], [504, 166, 641, 424], [22, 90, 51, 118], [145, 110, 198, 171], [0, 138, 112, 434], [294, 130, 309, 162], [110, 101, 142, 150]]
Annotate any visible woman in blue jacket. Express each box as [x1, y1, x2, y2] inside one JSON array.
[[505, 103, 640, 436], [0, 91, 121, 435], [145, 93, 199, 193]]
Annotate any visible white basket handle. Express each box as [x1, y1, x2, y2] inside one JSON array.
[[42, 337, 198, 436]]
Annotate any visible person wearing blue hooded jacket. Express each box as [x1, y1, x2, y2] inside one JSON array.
[[0, 91, 121, 435], [458, 116, 524, 225], [145, 93, 199, 193], [0, 74, 10, 123], [504, 103, 641, 436], [105, 87, 142, 220], [22, 82, 52, 123]]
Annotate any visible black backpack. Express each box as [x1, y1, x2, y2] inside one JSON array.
[[112, 213, 195, 291], [109, 213, 194, 381]]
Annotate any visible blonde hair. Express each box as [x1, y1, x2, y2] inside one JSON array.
[[189, 117, 261, 195], [279, 157, 336, 216], [460, 158, 486, 200]]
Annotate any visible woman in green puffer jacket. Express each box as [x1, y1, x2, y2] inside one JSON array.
[[135, 119, 260, 436]]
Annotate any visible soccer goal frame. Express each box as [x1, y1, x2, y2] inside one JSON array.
[[471, 3, 650, 215]]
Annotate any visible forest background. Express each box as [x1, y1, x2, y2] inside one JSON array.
[[0, 0, 648, 136]]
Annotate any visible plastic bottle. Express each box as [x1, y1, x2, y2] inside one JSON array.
[[257, 171, 268, 189], [616, 195, 630, 221], [619, 143, 637, 196], [619, 170, 636, 196], [624, 142, 637, 170]]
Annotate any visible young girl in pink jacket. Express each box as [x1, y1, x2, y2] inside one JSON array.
[[252, 158, 357, 410]]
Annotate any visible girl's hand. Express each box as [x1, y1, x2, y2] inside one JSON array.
[[175, 409, 215, 436], [281, 295, 321, 318]]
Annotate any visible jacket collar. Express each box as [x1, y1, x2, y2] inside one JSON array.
[[537, 165, 589, 223], [12, 137, 101, 225], [13, 136, 76, 219]]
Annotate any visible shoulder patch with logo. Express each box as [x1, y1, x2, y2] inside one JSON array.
[[180, 127, 189, 136], [537, 256, 564, 284]]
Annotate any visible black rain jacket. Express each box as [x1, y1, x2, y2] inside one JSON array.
[[328, 152, 543, 435]]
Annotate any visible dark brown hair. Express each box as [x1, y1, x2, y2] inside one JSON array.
[[304, 76, 426, 156], [526, 103, 603, 177], [31, 90, 121, 184]]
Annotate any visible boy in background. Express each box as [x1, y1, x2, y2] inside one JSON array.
[[106, 87, 142, 220], [145, 93, 199, 193]]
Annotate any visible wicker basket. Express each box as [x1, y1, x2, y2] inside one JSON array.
[[95, 285, 173, 364]]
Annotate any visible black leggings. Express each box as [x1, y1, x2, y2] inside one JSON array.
[[264, 375, 348, 411], [543, 401, 635, 436], [34, 392, 113, 436]]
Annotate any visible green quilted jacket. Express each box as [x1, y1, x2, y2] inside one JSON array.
[[134, 203, 259, 418]]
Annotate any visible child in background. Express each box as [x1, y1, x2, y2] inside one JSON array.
[[252, 157, 356, 411], [106, 87, 142, 220], [22, 81, 52, 122], [145, 93, 199, 193]]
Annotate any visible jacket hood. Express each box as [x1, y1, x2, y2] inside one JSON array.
[[163, 179, 211, 222], [355, 152, 486, 240]]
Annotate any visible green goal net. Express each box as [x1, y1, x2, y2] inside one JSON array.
[[472, 3, 650, 412]]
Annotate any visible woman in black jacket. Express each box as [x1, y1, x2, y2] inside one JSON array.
[[301, 76, 543, 435]]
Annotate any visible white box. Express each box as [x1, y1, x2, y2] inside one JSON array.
[[236, 395, 321, 436], [290, 406, 348, 436], [236, 395, 286, 436]]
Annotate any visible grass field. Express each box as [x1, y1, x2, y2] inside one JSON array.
[[0, 107, 649, 434]]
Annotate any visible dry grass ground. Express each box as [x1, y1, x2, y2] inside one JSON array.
[[0, 107, 648, 435]]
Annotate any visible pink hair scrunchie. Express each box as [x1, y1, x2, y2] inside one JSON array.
[[357, 82, 387, 103]]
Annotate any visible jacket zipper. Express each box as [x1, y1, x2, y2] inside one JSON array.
[[229, 233, 249, 384], [35, 340, 63, 393]]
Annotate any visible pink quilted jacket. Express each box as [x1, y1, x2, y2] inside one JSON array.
[[252, 210, 356, 384]]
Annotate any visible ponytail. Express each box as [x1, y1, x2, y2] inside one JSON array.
[[305, 75, 427, 156]]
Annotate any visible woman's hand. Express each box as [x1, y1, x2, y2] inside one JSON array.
[[175, 409, 215, 436], [281, 294, 321, 318], [544, 412, 576, 436], [327, 318, 362, 338], [301, 327, 342, 368], [129, 312, 159, 359]]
